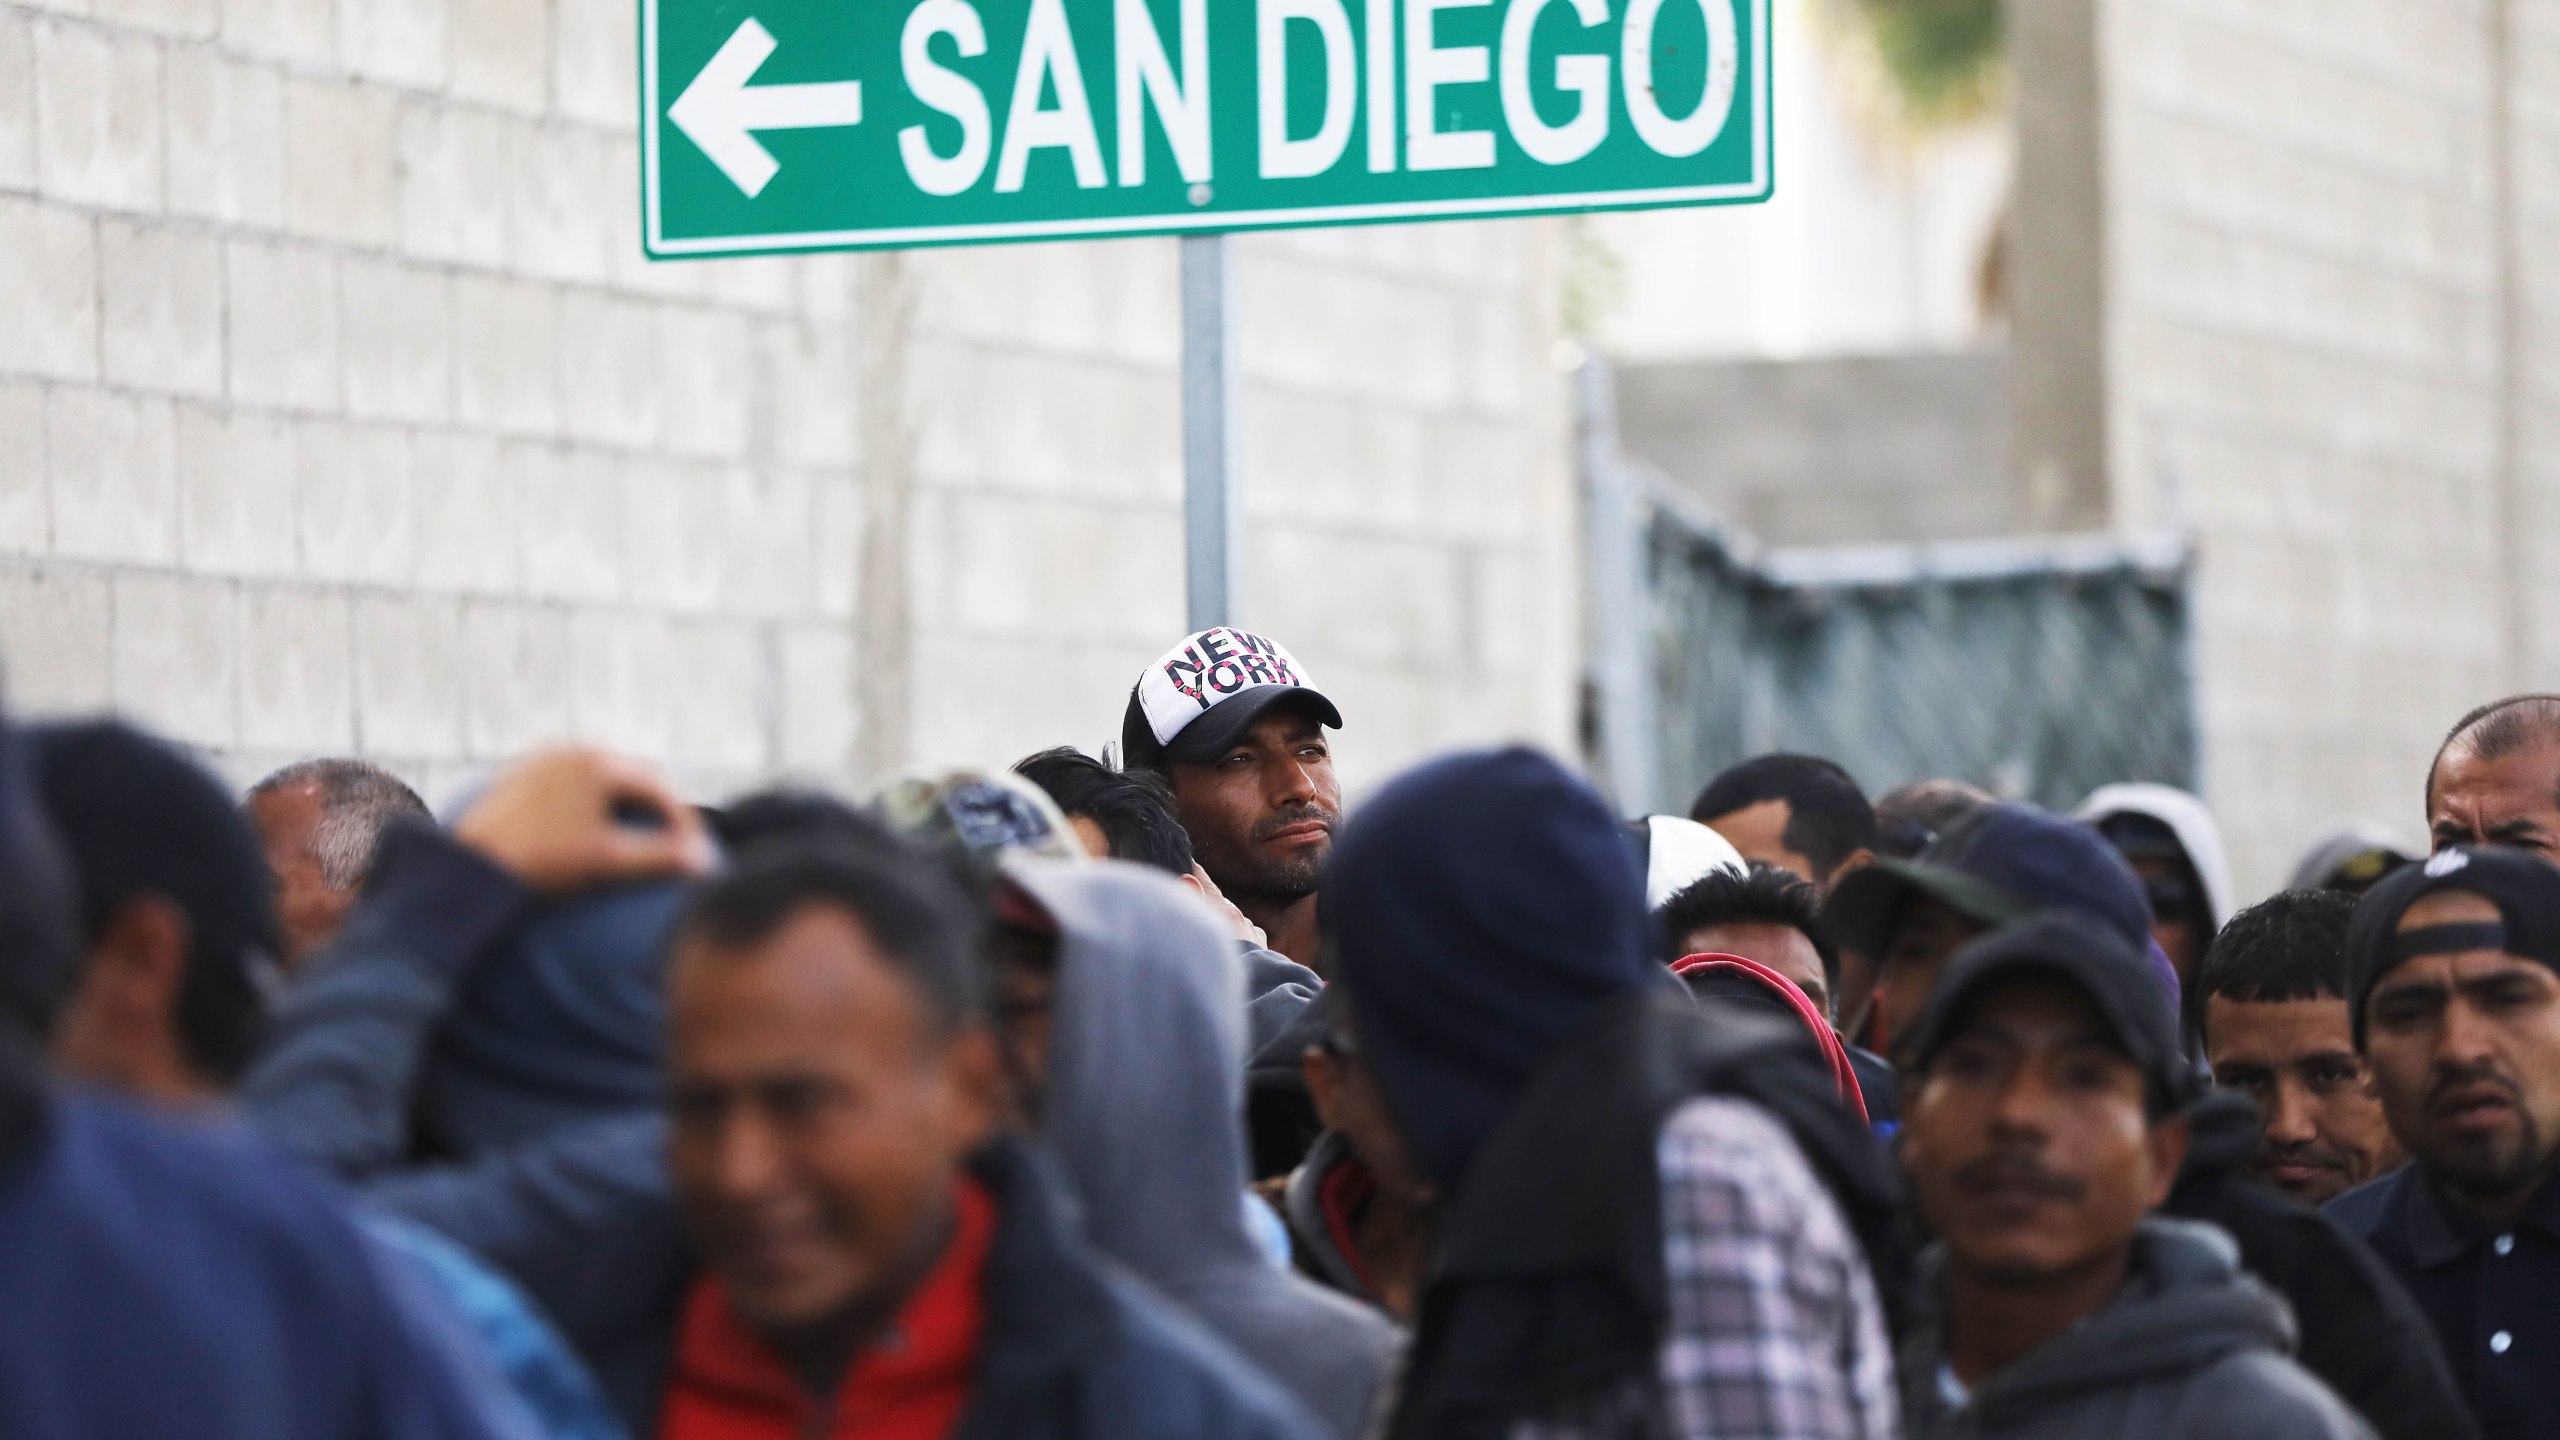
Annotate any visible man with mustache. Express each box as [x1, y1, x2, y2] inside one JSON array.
[[2329, 846, 2560, 1440], [1122, 629, 1342, 973], [1896, 913, 2371, 1439]]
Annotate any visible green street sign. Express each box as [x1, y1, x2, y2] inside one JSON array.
[[642, 0, 1771, 257]]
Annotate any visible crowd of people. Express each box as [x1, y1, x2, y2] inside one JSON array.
[[2, 623, 2558, 1440]]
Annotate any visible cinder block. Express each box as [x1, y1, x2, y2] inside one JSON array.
[[236, 585, 355, 752], [34, 18, 162, 211], [100, 219, 225, 398], [175, 403, 300, 577], [0, 196, 98, 382], [459, 601, 573, 757], [49, 389, 177, 564], [451, 274, 559, 435], [555, 292, 661, 448], [284, 77, 398, 248], [617, 458, 725, 613], [0, 11, 33, 192], [0, 565, 113, 711], [112, 571, 239, 747], [165, 48, 287, 227], [226, 238, 341, 411], [351, 593, 465, 757], [764, 316, 860, 469], [0, 382, 48, 553], [506, 120, 612, 286], [520, 444, 623, 601], [716, 464, 816, 618], [340, 0, 447, 90], [777, 622, 856, 775], [396, 101, 510, 266], [411, 430, 524, 594], [665, 617, 766, 770], [340, 256, 454, 423], [297, 420, 415, 586], [655, 306, 750, 459], [223, 0, 335, 65], [450, 0, 548, 111], [552, 0, 636, 129], [95, 0, 219, 38], [813, 470, 861, 620], [940, 491, 1177, 644], [567, 608, 673, 756]]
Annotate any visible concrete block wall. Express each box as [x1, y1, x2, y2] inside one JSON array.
[[2102, 0, 2560, 894], [0, 0, 868, 807], [894, 220, 1579, 800], [0, 0, 1577, 809]]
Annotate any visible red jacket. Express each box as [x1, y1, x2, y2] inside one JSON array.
[[659, 1180, 995, 1440]]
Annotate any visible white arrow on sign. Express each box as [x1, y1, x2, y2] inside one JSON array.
[[669, 18, 865, 199]]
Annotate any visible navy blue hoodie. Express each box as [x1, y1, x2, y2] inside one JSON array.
[[0, 1080, 531, 1440]]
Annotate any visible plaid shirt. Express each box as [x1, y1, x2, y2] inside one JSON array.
[[1511, 1096, 1899, 1440]]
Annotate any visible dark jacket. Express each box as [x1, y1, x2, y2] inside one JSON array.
[[2166, 1092, 2477, 1440], [1390, 993, 1908, 1440], [1280, 1130, 1389, 1311], [1899, 1219, 2375, 1440], [2328, 1159, 2560, 1440], [1007, 860, 1398, 1440], [0, 1074, 535, 1440]]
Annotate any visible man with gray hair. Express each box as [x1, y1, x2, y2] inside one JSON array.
[[247, 759, 429, 972]]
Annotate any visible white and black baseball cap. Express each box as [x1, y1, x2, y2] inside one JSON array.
[[1120, 628, 1342, 771]]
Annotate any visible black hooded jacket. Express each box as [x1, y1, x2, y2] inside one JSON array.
[[2164, 1091, 2477, 1440], [1388, 992, 1909, 1440]]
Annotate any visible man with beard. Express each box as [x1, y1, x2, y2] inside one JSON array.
[[1122, 630, 1341, 973], [2330, 846, 2560, 1439]]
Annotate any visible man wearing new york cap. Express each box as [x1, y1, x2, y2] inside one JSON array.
[[1124, 629, 1343, 973]]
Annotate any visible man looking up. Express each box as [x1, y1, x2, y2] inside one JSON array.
[[2330, 846, 2560, 1439], [2194, 890, 2405, 1206], [1123, 629, 1342, 971], [2428, 696, 2560, 864], [1895, 915, 2372, 1439], [246, 758, 430, 973], [1689, 753, 1878, 894]]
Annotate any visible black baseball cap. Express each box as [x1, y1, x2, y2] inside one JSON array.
[[1121, 627, 1342, 771], [1901, 911, 2194, 1115], [1819, 802, 2153, 958], [28, 720, 285, 1081], [2345, 845, 2560, 1047]]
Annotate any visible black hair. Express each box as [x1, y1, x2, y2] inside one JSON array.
[[1656, 863, 1839, 985], [2428, 695, 2560, 810], [1012, 747, 1194, 876], [1872, 778, 1993, 860], [674, 838, 987, 1035], [710, 786, 888, 859], [1688, 754, 1877, 878], [2187, 888, 2357, 1041], [32, 721, 280, 1084]]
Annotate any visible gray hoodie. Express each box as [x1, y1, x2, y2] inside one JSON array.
[[1006, 859, 1399, 1440], [1901, 1218, 2375, 1440]]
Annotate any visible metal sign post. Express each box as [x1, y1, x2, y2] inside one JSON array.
[[1181, 233, 1239, 630]]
